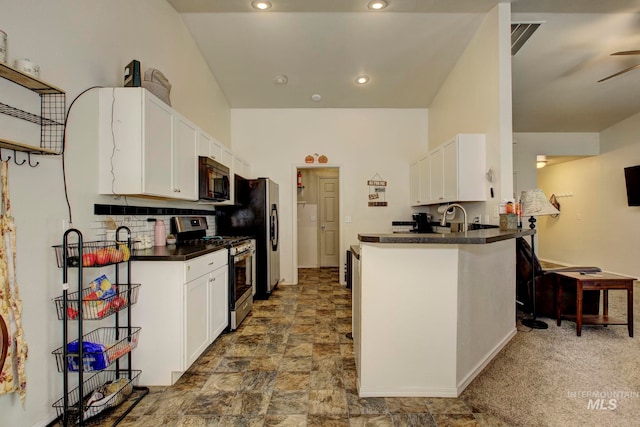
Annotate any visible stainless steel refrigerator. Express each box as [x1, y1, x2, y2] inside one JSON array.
[[217, 177, 280, 299]]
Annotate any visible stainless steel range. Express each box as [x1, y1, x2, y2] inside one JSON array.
[[171, 216, 255, 331], [228, 239, 255, 331]]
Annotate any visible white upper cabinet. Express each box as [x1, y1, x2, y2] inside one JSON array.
[[197, 129, 232, 168], [197, 129, 213, 157], [91, 88, 197, 200], [410, 161, 420, 206], [173, 113, 198, 200], [221, 148, 233, 169], [410, 156, 431, 206], [232, 154, 251, 179], [410, 134, 486, 206]]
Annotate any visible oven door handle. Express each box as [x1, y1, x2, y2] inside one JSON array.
[[233, 251, 252, 262]]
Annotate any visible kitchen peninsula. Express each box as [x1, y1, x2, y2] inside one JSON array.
[[354, 227, 534, 398]]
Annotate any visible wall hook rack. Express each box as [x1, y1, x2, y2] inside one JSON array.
[[0, 148, 11, 162], [27, 152, 39, 167], [13, 151, 26, 166], [0, 148, 40, 167]]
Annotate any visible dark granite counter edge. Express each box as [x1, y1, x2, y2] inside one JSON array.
[[131, 244, 228, 262], [358, 228, 535, 245], [350, 245, 360, 259]]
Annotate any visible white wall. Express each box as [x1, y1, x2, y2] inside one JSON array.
[[0, 1, 229, 425], [513, 132, 599, 197], [427, 4, 512, 223], [537, 112, 640, 278], [231, 108, 428, 285]]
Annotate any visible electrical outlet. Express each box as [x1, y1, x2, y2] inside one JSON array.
[[122, 216, 132, 226], [345, 215, 352, 223]]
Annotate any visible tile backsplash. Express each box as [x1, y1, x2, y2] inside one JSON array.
[[93, 204, 217, 245]]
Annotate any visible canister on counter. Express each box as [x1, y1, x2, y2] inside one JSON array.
[[499, 213, 518, 230]]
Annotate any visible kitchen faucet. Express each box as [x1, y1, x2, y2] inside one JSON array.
[[440, 203, 468, 232]]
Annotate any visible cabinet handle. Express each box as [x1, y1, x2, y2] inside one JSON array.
[[174, 188, 181, 193], [211, 277, 215, 281], [208, 261, 214, 265]]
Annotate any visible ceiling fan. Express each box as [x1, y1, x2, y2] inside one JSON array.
[[598, 50, 640, 82]]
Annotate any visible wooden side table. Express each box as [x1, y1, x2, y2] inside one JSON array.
[[555, 271, 636, 337]]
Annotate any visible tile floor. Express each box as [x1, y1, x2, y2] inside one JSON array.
[[96, 268, 510, 426]]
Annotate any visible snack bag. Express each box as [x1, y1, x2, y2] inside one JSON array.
[[88, 275, 116, 300]]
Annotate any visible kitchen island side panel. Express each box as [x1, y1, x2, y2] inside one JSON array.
[[359, 243, 460, 397], [456, 239, 517, 392], [131, 261, 185, 386]]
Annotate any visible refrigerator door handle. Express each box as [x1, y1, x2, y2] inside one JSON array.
[[270, 203, 279, 251]]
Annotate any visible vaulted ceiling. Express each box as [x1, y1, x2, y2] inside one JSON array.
[[167, 0, 640, 132]]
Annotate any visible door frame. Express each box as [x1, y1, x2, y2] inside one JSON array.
[[291, 163, 344, 286]]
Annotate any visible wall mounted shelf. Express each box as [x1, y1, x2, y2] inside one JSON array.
[[0, 62, 65, 156]]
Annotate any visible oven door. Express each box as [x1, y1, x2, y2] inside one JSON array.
[[231, 249, 254, 304]]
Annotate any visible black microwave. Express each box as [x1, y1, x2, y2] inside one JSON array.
[[198, 156, 230, 202]]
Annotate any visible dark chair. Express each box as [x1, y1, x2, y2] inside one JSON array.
[[515, 237, 602, 318]]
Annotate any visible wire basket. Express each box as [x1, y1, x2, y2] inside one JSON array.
[[53, 283, 140, 321], [52, 327, 141, 372], [52, 240, 133, 268], [52, 369, 141, 425]]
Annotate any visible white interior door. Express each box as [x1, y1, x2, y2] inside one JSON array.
[[319, 177, 339, 267]]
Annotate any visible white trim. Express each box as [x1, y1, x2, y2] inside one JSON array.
[[291, 163, 345, 285]]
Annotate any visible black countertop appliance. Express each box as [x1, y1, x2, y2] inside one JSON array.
[[412, 213, 432, 233]]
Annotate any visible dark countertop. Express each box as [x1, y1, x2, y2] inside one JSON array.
[[131, 237, 250, 261], [358, 227, 535, 245], [350, 245, 360, 259], [131, 244, 227, 261]]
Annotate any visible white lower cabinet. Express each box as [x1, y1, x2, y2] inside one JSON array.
[[209, 266, 229, 342], [132, 249, 228, 385], [184, 273, 210, 368]]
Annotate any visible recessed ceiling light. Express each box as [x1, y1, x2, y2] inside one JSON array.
[[274, 75, 288, 85], [311, 94, 322, 102], [367, 0, 388, 10], [251, 1, 272, 10], [355, 75, 370, 84]]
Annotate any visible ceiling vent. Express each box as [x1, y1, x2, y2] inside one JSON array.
[[511, 22, 541, 56]]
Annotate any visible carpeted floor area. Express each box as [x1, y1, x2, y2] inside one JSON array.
[[460, 281, 640, 427]]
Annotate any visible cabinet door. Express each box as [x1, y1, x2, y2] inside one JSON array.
[[197, 129, 212, 157], [429, 148, 444, 203], [173, 114, 198, 200], [442, 140, 458, 202], [232, 155, 242, 177], [184, 274, 209, 368], [209, 266, 229, 343], [418, 156, 430, 205], [457, 134, 486, 202], [144, 93, 174, 198], [221, 149, 233, 168], [409, 161, 420, 206], [210, 140, 223, 162]]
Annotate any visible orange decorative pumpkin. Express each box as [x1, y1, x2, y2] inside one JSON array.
[[318, 155, 328, 163], [305, 155, 314, 163]]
